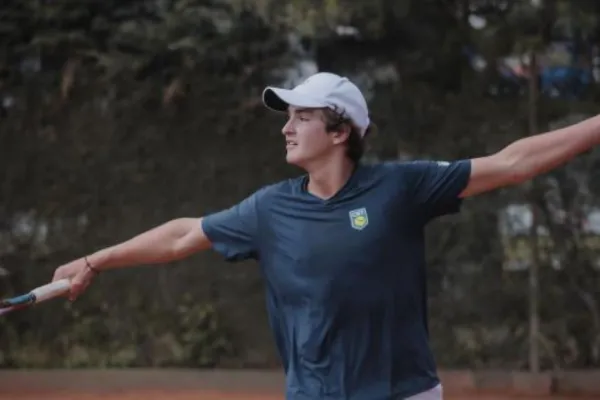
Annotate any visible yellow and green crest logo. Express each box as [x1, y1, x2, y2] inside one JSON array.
[[349, 208, 369, 230]]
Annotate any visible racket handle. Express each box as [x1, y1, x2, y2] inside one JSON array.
[[31, 279, 71, 302]]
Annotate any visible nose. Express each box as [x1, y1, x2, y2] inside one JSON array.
[[281, 118, 294, 136]]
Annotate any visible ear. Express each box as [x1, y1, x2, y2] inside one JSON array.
[[330, 124, 351, 145]]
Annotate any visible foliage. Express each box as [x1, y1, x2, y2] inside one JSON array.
[[1, 0, 600, 370], [0, 293, 233, 368]]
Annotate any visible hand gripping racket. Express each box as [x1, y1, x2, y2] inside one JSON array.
[[0, 279, 71, 316]]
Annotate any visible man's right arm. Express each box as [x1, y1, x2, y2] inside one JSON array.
[[52, 217, 212, 299], [86, 217, 211, 271], [53, 187, 266, 299], [52, 217, 210, 296]]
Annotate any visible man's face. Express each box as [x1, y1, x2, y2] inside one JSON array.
[[282, 107, 346, 168]]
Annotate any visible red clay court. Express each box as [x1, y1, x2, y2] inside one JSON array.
[[0, 369, 599, 399]]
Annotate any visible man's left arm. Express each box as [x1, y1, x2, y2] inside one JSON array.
[[460, 114, 600, 198]]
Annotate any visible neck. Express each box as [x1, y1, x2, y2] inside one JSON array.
[[305, 156, 356, 200]]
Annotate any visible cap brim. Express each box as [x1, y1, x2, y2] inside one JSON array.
[[262, 87, 328, 112]]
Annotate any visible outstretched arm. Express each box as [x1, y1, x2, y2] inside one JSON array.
[[53, 188, 265, 300], [460, 114, 600, 198], [83, 218, 211, 270], [52, 218, 211, 299]]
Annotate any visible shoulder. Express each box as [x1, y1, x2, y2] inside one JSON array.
[[249, 176, 305, 202], [346, 162, 412, 195], [363, 160, 429, 173], [263, 177, 302, 194], [374, 159, 453, 169], [355, 161, 404, 178], [363, 159, 471, 191], [371, 159, 470, 176], [360, 160, 422, 181]]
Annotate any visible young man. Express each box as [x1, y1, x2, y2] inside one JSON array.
[[53, 72, 600, 399]]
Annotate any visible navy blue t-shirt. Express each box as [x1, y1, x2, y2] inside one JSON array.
[[202, 160, 471, 400]]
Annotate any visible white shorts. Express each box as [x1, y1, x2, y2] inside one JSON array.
[[406, 384, 443, 400]]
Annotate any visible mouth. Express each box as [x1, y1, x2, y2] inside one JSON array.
[[285, 140, 298, 150]]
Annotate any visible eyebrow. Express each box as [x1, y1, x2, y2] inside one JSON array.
[[288, 107, 315, 117]]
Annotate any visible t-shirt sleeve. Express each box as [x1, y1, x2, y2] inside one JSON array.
[[403, 159, 472, 220], [201, 188, 267, 262]]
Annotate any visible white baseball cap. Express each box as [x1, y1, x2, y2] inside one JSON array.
[[262, 72, 371, 137]]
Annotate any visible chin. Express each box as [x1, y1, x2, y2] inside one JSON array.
[[285, 151, 302, 165], [285, 155, 301, 166], [285, 152, 307, 168]]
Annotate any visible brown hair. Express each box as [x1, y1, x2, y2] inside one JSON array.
[[320, 108, 375, 164]]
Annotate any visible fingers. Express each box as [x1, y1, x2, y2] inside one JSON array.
[[69, 281, 81, 302], [51, 266, 73, 299], [52, 270, 64, 283], [52, 260, 76, 282], [68, 268, 94, 302], [51, 265, 65, 282], [52, 259, 95, 301], [69, 275, 85, 301]]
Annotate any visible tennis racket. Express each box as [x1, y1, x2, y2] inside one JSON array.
[[0, 279, 71, 316]]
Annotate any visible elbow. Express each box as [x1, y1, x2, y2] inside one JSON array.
[[171, 218, 205, 260], [497, 151, 530, 186], [171, 236, 192, 261]]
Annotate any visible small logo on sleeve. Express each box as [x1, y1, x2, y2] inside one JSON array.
[[349, 208, 369, 230]]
